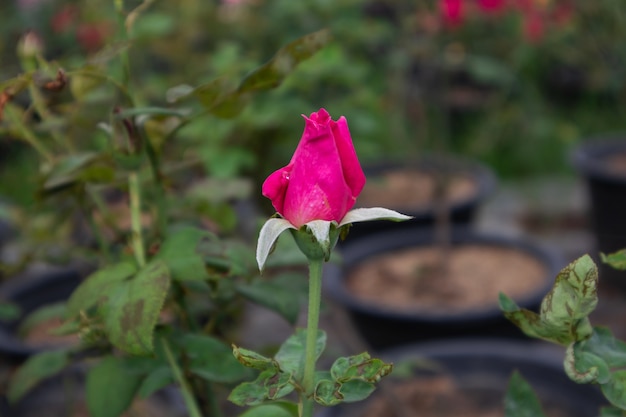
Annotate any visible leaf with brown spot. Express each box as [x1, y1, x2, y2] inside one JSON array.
[[100, 260, 170, 355]]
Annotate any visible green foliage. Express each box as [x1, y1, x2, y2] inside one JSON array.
[[67, 260, 170, 355], [237, 402, 298, 417], [181, 333, 250, 384], [314, 352, 393, 406], [499, 254, 598, 345], [502, 253, 626, 411], [8, 350, 70, 403], [601, 250, 626, 271], [504, 371, 547, 417], [229, 329, 327, 406], [86, 355, 143, 417], [237, 272, 308, 325], [99, 261, 170, 355], [154, 226, 214, 282]]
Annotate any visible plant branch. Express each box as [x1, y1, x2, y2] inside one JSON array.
[[128, 171, 146, 267], [301, 257, 323, 417], [162, 338, 204, 417]]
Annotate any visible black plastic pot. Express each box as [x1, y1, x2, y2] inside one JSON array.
[[344, 154, 496, 243], [572, 137, 626, 287], [0, 366, 187, 417], [324, 228, 563, 350], [0, 267, 83, 362], [316, 339, 607, 417]]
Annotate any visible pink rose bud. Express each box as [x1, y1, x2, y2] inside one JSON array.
[[262, 108, 366, 228]]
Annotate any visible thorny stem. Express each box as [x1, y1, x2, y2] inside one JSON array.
[[301, 258, 323, 417]]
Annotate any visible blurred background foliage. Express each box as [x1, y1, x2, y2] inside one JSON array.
[[0, 0, 625, 206]]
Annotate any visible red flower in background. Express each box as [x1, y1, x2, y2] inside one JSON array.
[[477, 0, 507, 13], [50, 6, 113, 53], [441, 0, 464, 27]]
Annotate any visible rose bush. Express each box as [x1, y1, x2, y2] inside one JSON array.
[[262, 108, 366, 228]]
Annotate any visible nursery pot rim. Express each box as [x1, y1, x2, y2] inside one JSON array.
[[324, 227, 564, 324], [571, 135, 626, 184], [358, 153, 497, 216]]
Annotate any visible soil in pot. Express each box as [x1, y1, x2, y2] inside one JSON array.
[[356, 169, 477, 211], [346, 245, 546, 314], [343, 155, 496, 242], [325, 229, 562, 348]]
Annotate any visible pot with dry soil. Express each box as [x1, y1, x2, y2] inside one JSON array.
[[316, 339, 607, 417], [0, 267, 84, 362], [344, 154, 496, 243], [324, 228, 563, 349], [572, 137, 626, 288]]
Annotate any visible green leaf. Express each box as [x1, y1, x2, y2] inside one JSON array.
[[86, 356, 142, 417], [337, 379, 376, 403], [602, 370, 626, 410], [182, 334, 250, 383], [564, 343, 610, 384], [330, 352, 393, 383], [101, 260, 170, 355], [504, 371, 547, 417], [314, 379, 342, 406], [137, 367, 172, 398], [601, 250, 626, 271], [155, 226, 214, 281], [500, 255, 599, 345], [237, 402, 298, 417], [232, 345, 278, 370], [42, 152, 111, 191], [192, 77, 235, 108], [18, 302, 67, 338], [314, 378, 376, 406], [67, 262, 137, 317], [7, 350, 70, 403], [275, 329, 326, 380], [541, 254, 598, 330], [237, 272, 308, 325], [228, 369, 294, 406], [499, 293, 562, 342], [238, 29, 332, 93], [578, 327, 626, 369]]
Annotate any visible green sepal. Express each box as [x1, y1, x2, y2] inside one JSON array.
[[290, 221, 340, 262]]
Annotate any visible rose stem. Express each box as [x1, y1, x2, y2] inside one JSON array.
[[301, 257, 323, 417], [128, 171, 146, 267]]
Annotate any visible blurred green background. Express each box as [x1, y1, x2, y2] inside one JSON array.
[[1, 0, 625, 207]]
